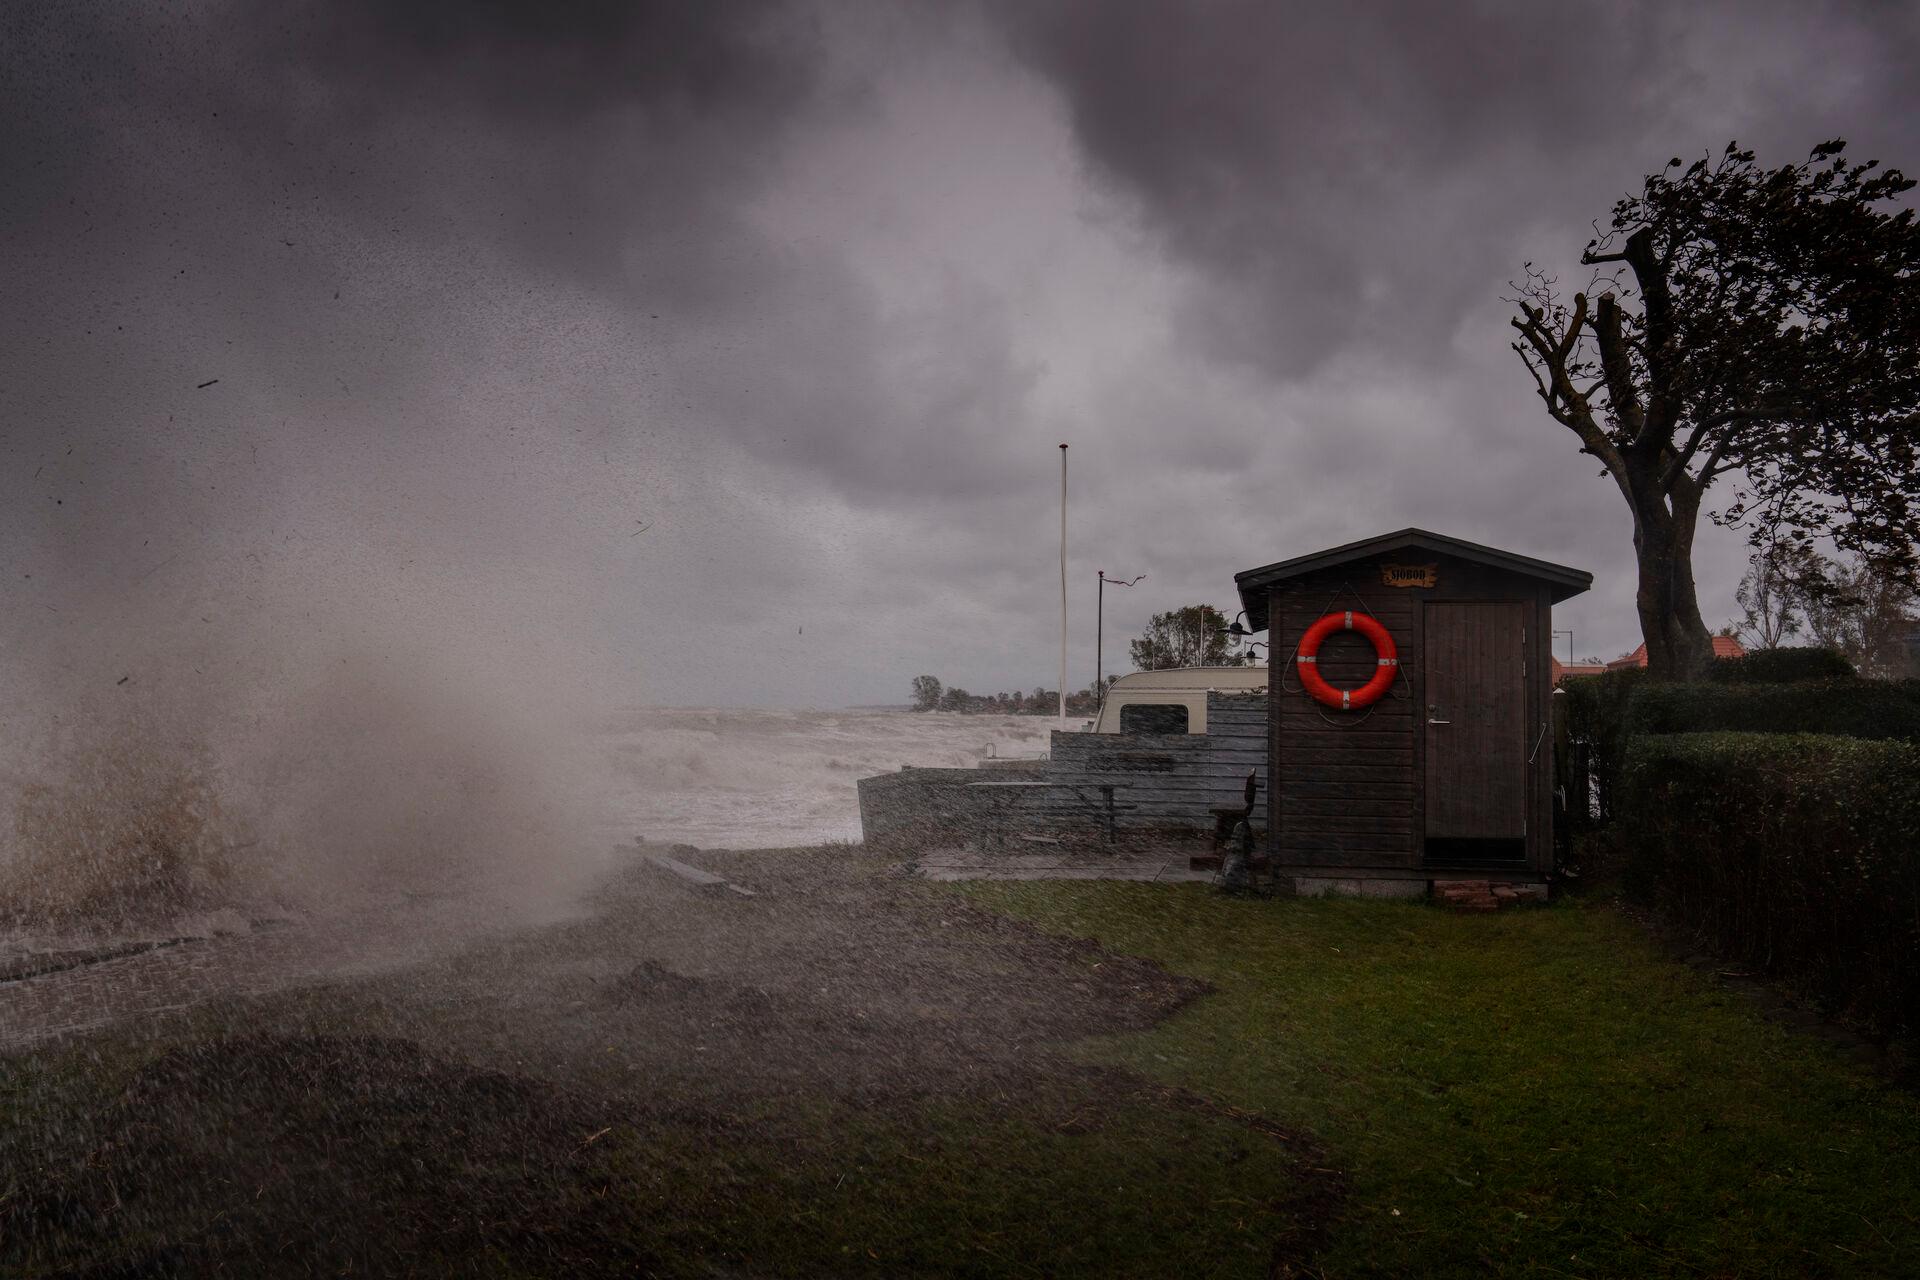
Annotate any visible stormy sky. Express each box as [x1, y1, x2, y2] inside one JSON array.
[[5, 0, 1918, 710]]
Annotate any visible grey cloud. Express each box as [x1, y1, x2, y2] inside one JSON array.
[[989, 0, 1920, 380]]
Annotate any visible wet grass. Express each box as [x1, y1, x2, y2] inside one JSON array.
[[596, 1080, 1331, 1278], [0, 1021, 1330, 1278], [958, 882, 1920, 1278]]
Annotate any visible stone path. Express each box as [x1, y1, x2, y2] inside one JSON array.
[[907, 845, 1214, 883]]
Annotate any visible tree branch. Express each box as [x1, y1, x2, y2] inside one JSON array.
[[1555, 292, 1588, 363], [1592, 294, 1645, 442], [1512, 342, 1554, 409], [1660, 403, 1817, 488], [1511, 300, 1630, 491], [1663, 414, 1723, 489], [1698, 442, 1734, 485], [1621, 228, 1679, 450]]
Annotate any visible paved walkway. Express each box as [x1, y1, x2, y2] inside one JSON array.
[[907, 845, 1215, 883]]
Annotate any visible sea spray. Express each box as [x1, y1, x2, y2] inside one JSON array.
[[3, 708, 253, 929], [1, 642, 617, 939], [241, 646, 613, 921]]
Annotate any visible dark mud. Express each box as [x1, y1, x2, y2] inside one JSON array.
[[380, 845, 1215, 1103], [4, 1035, 654, 1278], [0, 940, 193, 986]]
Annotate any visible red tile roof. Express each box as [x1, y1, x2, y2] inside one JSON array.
[[1604, 636, 1746, 671]]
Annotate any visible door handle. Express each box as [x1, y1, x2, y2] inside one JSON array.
[[1427, 705, 1450, 725]]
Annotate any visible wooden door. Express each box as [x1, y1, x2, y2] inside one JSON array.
[[1423, 602, 1527, 839]]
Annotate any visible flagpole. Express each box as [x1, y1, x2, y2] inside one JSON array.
[[1058, 443, 1068, 722]]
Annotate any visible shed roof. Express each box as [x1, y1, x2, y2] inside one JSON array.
[[1234, 528, 1592, 631]]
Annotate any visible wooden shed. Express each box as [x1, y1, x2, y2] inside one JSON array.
[[1233, 529, 1591, 895]]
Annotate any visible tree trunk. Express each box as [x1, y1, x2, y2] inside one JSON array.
[[1628, 467, 1715, 681]]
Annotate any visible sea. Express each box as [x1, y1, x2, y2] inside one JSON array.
[[596, 708, 1060, 848]]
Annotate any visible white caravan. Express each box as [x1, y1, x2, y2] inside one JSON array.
[[1090, 666, 1269, 735]]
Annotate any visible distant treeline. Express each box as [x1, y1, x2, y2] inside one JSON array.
[[909, 675, 1103, 716]]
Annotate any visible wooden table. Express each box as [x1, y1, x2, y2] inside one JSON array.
[[964, 780, 1132, 847]]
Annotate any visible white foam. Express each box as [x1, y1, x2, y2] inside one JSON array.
[[598, 708, 1048, 848]]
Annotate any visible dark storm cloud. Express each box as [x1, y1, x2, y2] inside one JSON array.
[[2, 0, 1042, 511], [300, 0, 810, 122], [992, 0, 1920, 379], [282, 0, 824, 299], [2, 0, 820, 292]]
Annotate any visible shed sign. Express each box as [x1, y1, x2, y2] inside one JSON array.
[[1379, 562, 1439, 588]]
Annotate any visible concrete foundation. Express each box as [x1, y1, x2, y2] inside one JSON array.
[[1284, 875, 1549, 902], [1286, 876, 1430, 899]]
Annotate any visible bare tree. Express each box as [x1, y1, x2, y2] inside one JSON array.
[[1732, 547, 1806, 651], [1797, 555, 1920, 678]]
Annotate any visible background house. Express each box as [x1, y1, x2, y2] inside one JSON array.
[[1604, 636, 1746, 671]]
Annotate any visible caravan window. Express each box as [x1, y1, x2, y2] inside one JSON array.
[[1119, 703, 1189, 734]]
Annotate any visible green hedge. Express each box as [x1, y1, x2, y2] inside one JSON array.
[[1703, 646, 1856, 684], [1619, 733, 1920, 1041], [1555, 661, 1918, 827], [1626, 679, 1920, 741]]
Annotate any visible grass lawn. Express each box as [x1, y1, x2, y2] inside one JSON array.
[[958, 882, 1920, 1278]]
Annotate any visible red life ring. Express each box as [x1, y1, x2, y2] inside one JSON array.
[[1296, 610, 1399, 710]]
